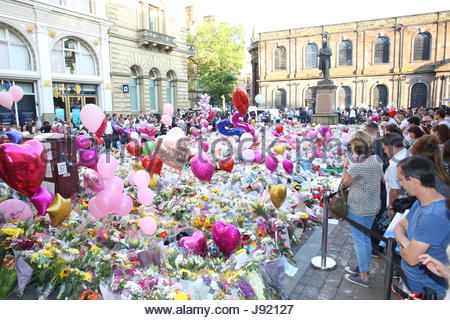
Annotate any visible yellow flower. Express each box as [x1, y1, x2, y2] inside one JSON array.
[[0, 228, 24, 239], [300, 214, 309, 219], [174, 293, 191, 300], [41, 249, 54, 259], [213, 189, 221, 194], [82, 272, 92, 281], [235, 248, 246, 255], [202, 196, 209, 201], [30, 253, 39, 263], [90, 245, 101, 254], [59, 267, 71, 279]]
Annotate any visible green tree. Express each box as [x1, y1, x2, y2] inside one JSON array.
[[188, 22, 245, 104]]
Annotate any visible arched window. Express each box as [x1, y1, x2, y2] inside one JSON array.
[[166, 71, 176, 106], [374, 37, 390, 64], [130, 66, 141, 111], [0, 26, 32, 71], [338, 40, 352, 66], [274, 88, 287, 109], [149, 68, 160, 113], [274, 46, 287, 70], [410, 83, 427, 108], [51, 38, 96, 75], [338, 86, 352, 108], [305, 43, 318, 68], [373, 84, 388, 107], [413, 32, 431, 61]]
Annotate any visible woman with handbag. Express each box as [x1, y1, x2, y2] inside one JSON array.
[[341, 131, 384, 288]]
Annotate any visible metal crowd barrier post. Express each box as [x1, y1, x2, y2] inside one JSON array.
[[310, 196, 337, 270], [382, 238, 396, 300]]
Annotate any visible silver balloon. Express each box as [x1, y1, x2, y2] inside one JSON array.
[[255, 94, 265, 105]]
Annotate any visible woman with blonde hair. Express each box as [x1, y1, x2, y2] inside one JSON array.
[[342, 131, 384, 288], [411, 135, 450, 196]]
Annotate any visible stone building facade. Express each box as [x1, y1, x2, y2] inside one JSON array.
[[249, 10, 450, 111], [0, 0, 112, 125], [107, 0, 190, 114]]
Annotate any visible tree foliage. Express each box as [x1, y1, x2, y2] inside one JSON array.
[[188, 22, 245, 104]]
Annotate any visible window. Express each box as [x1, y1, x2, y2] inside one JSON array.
[[274, 46, 286, 70], [373, 84, 388, 107], [338, 40, 352, 66], [413, 32, 431, 61], [0, 26, 31, 71], [305, 87, 317, 100], [130, 66, 141, 112], [410, 83, 427, 108], [149, 5, 165, 33], [149, 69, 159, 112], [305, 43, 318, 68], [51, 38, 96, 75], [338, 86, 352, 108], [166, 71, 176, 106], [274, 88, 287, 109], [374, 37, 390, 64]]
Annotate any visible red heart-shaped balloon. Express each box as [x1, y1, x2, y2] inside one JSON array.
[[233, 87, 249, 115], [126, 142, 142, 157], [95, 117, 107, 137], [276, 125, 283, 134], [0, 140, 47, 197], [218, 157, 234, 173], [142, 155, 163, 176]]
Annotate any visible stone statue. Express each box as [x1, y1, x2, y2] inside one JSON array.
[[319, 40, 332, 81]]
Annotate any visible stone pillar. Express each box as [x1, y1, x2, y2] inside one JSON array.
[[311, 80, 338, 125], [99, 25, 112, 112], [36, 24, 54, 121], [435, 76, 442, 107]]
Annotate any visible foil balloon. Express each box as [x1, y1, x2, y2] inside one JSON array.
[[265, 155, 278, 172], [46, 193, 72, 227], [191, 155, 214, 182], [273, 145, 285, 155], [282, 159, 294, 174], [270, 184, 287, 209], [0, 140, 47, 197], [31, 187, 55, 216], [178, 231, 208, 256], [207, 110, 215, 122], [212, 222, 241, 258], [154, 129, 191, 170], [76, 135, 91, 149], [126, 142, 142, 157], [77, 147, 99, 170], [232, 87, 249, 115], [231, 112, 256, 141], [216, 119, 245, 138], [83, 169, 105, 192], [142, 155, 163, 176], [253, 151, 263, 164], [94, 118, 107, 145], [218, 157, 234, 173], [142, 141, 155, 156], [276, 125, 283, 134], [6, 130, 23, 144]]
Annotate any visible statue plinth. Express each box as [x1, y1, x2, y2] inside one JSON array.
[[311, 80, 339, 125]]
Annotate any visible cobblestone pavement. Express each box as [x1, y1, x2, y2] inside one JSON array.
[[288, 221, 398, 300]]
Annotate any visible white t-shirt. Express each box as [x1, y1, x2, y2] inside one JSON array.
[[384, 148, 410, 205], [105, 120, 113, 135], [350, 110, 356, 117], [399, 119, 409, 130], [387, 117, 398, 126], [438, 120, 450, 128]]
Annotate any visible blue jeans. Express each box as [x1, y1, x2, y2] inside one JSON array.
[[348, 212, 376, 273]]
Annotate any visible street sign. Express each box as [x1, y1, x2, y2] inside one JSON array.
[[122, 84, 129, 94]]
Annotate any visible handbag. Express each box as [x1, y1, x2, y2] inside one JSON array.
[[327, 182, 349, 219]]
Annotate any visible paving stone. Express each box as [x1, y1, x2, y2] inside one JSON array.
[[317, 283, 338, 300]]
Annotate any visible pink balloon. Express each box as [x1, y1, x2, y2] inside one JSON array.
[[272, 131, 281, 137], [76, 135, 91, 149], [115, 194, 133, 216], [161, 114, 172, 126], [80, 104, 105, 133], [212, 222, 241, 258], [253, 151, 263, 164], [138, 188, 155, 206], [192, 129, 200, 137], [201, 141, 209, 152], [301, 129, 309, 136], [140, 216, 157, 236], [201, 127, 207, 134], [97, 154, 119, 178], [95, 190, 116, 213], [83, 168, 105, 192], [106, 176, 124, 195], [88, 197, 108, 218], [8, 85, 24, 102], [127, 171, 136, 185], [0, 199, 33, 221], [178, 231, 207, 256], [133, 170, 150, 189], [201, 120, 209, 128], [163, 103, 174, 116], [308, 131, 317, 139], [283, 159, 294, 174], [207, 125, 213, 132], [242, 149, 255, 162], [191, 155, 214, 182], [0, 92, 13, 109], [77, 148, 99, 170], [265, 155, 278, 172], [30, 187, 55, 216]]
